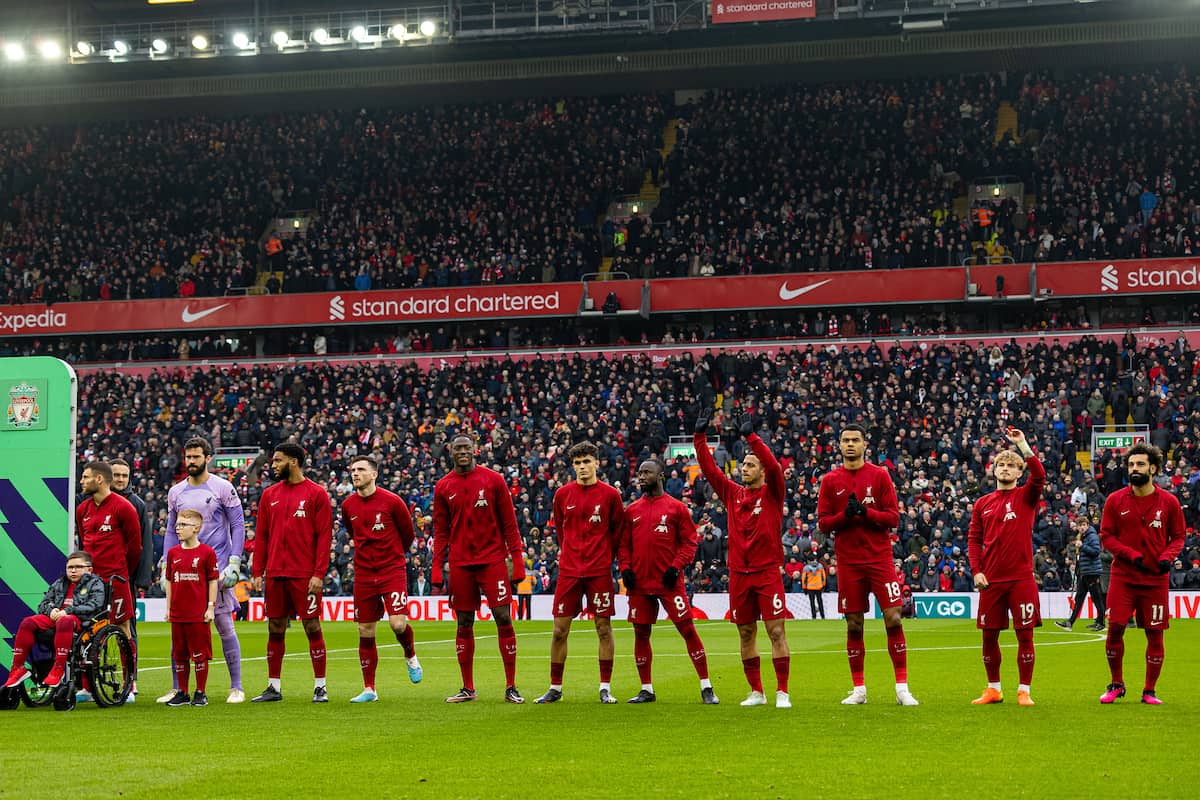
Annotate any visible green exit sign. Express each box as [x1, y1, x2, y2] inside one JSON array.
[[1095, 434, 1146, 450]]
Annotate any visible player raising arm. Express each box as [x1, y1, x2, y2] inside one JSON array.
[[967, 427, 1045, 707], [433, 435, 526, 704], [694, 410, 791, 708], [341, 455, 422, 703], [536, 442, 625, 704], [1097, 444, 1185, 705], [817, 424, 916, 706], [618, 459, 718, 705]]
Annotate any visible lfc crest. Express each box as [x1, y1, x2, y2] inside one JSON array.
[[6, 382, 40, 429]]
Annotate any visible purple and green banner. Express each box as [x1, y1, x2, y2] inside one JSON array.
[[0, 358, 77, 679]]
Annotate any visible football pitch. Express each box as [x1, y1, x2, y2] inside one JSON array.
[[1, 619, 1196, 800]]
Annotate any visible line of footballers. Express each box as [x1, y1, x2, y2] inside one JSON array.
[[14, 416, 1181, 708]]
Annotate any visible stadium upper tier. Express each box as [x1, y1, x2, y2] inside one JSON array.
[[3, 66, 1200, 306]]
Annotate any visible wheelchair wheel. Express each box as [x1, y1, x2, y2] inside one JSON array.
[[19, 680, 56, 708], [88, 625, 134, 708], [0, 686, 19, 711], [52, 683, 76, 712]]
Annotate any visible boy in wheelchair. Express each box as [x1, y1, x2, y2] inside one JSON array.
[[4, 551, 106, 689]]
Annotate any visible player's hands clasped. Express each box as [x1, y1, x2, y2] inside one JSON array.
[[973, 572, 989, 590], [845, 492, 867, 518], [662, 567, 680, 588], [1158, 559, 1171, 575]]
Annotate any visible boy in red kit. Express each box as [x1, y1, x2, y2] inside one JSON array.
[[162, 509, 218, 707], [1097, 444, 1185, 705], [536, 441, 625, 705], [817, 424, 917, 706], [967, 428, 1045, 707], [250, 442, 334, 703], [694, 410, 791, 709], [433, 434, 526, 704], [619, 459, 718, 705], [341, 455, 422, 703]]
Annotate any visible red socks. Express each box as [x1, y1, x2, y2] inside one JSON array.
[[194, 656, 209, 693], [358, 637, 378, 689], [886, 626, 908, 683], [1144, 630, 1164, 693], [306, 629, 327, 679], [773, 656, 790, 694], [266, 631, 286, 680], [395, 625, 416, 659], [599, 659, 614, 684], [1106, 628, 1126, 685], [550, 661, 565, 687], [497, 622, 518, 687], [633, 624, 653, 684], [742, 656, 763, 693], [675, 620, 709, 680], [1015, 628, 1035, 686], [847, 629, 866, 687], [982, 629, 1002, 683], [456, 626, 476, 691]]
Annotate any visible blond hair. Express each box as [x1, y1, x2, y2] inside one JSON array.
[[178, 508, 204, 524], [993, 449, 1026, 471]]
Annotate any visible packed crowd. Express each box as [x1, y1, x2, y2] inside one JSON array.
[[5, 294, 1183, 367], [0, 97, 664, 306], [74, 334, 1200, 599], [6, 66, 1200, 306]]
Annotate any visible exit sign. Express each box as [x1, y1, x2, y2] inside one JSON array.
[[1094, 433, 1146, 450]]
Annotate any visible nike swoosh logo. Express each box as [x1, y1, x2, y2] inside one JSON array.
[[566, 505, 576, 510], [271, 501, 280, 507], [633, 516, 642, 522], [1120, 510, 1130, 515], [778, 279, 833, 301], [836, 489, 845, 496], [983, 509, 994, 515], [181, 303, 231, 323]]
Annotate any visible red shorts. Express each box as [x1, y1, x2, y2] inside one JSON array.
[[627, 589, 692, 625], [170, 621, 212, 663], [552, 575, 615, 618], [977, 578, 1042, 630], [837, 561, 904, 615], [1107, 580, 1170, 630], [264, 577, 322, 620], [729, 570, 787, 624], [354, 574, 410, 623], [449, 562, 511, 613], [97, 574, 134, 624]]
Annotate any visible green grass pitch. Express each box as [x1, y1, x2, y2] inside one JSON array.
[[1, 619, 1196, 799]]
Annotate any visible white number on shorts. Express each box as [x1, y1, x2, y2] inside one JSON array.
[[885, 582, 902, 604], [1020, 603, 1035, 625], [390, 591, 403, 607], [1150, 604, 1165, 625], [772, 593, 784, 613], [673, 595, 688, 615], [593, 592, 612, 610], [307, 594, 319, 615], [113, 597, 124, 617], [497, 579, 508, 599]]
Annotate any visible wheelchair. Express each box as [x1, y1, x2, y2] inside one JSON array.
[[0, 577, 135, 712]]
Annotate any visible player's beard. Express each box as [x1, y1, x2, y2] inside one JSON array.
[[1129, 472, 1151, 486], [274, 464, 292, 482], [186, 463, 205, 477]]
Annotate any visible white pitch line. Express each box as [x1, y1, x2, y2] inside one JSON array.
[[134, 625, 1104, 672]]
